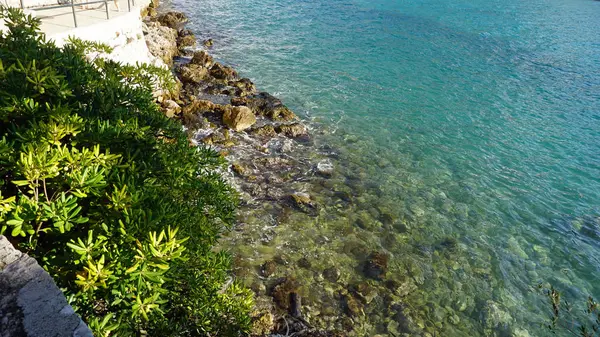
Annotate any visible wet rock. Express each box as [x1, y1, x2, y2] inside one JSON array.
[[251, 125, 277, 138], [210, 63, 239, 80], [177, 30, 196, 49], [203, 38, 214, 47], [268, 105, 297, 121], [161, 99, 181, 118], [316, 160, 334, 177], [271, 277, 299, 310], [202, 131, 227, 145], [182, 99, 215, 115], [230, 78, 257, 96], [222, 106, 256, 131], [235, 92, 298, 121], [322, 267, 341, 283], [157, 11, 187, 29], [261, 260, 277, 277], [177, 64, 209, 84], [143, 21, 178, 65], [230, 96, 251, 107], [190, 50, 213, 68], [276, 123, 308, 138], [364, 251, 389, 280]]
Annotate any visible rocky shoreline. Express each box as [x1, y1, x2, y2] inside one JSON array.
[[141, 7, 349, 337]]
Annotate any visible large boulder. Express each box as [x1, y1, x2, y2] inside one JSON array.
[[210, 63, 238, 80], [222, 106, 256, 131]]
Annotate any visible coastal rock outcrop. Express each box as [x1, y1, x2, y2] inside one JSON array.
[[177, 64, 209, 84], [190, 50, 213, 68], [157, 11, 188, 29], [231, 92, 298, 121], [177, 29, 196, 50], [142, 21, 178, 65]]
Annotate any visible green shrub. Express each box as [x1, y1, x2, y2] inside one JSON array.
[[0, 7, 252, 336]]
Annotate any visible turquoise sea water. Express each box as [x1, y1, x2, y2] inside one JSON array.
[[174, 0, 600, 335]]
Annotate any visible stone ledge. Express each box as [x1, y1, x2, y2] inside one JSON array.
[[0, 235, 93, 337]]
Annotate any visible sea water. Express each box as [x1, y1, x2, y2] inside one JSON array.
[[172, 0, 600, 335]]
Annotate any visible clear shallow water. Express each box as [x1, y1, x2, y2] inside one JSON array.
[[173, 0, 600, 335]]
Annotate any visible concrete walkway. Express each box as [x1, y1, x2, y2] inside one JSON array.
[[33, 0, 134, 36]]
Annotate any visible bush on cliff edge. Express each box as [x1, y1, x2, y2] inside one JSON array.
[[0, 7, 252, 336]]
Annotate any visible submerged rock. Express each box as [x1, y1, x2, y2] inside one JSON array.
[[316, 160, 334, 177], [203, 38, 214, 47], [343, 294, 363, 317], [322, 267, 341, 283], [291, 192, 317, 214], [297, 257, 312, 269], [364, 251, 389, 280], [223, 106, 256, 131]]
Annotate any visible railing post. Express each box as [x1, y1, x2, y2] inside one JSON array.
[[104, 0, 109, 19], [127, 0, 130, 12], [70, 0, 78, 27], [19, 0, 24, 9]]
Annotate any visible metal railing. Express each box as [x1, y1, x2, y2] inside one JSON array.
[[20, 0, 135, 28]]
